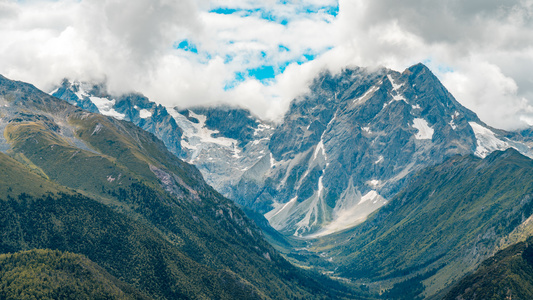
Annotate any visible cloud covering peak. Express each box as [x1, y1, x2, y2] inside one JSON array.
[[1, 0, 532, 129]]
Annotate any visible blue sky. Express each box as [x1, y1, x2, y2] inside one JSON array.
[[173, 1, 338, 89]]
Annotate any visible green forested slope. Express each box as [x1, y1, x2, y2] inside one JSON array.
[[313, 149, 533, 298], [0, 148, 69, 198], [444, 237, 533, 300], [0, 249, 148, 300], [0, 192, 269, 299]]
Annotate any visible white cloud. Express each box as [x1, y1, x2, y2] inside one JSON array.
[[0, 0, 202, 92], [0, 0, 532, 130], [310, 0, 533, 130], [441, 59, 533, 130]]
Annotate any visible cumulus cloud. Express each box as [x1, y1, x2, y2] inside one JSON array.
[[0, 0, 202, 92], [0, 0, 532, 129], [441, 60, 529, 129]]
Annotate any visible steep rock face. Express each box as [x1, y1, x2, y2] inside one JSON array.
[[51, 79, 100, 113], [167, 106, 273, 196], [187, 106, 264, 147], [231, 64, 533, 236]]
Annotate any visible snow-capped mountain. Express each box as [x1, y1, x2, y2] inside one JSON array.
[[230, 63, 533, 236], [51, 81, 273, 195], [51, 63, 533, 237]]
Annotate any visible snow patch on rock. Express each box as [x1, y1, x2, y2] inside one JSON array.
[[449, 111, 460, 130], [469, 122, 509, 158], [388, 74, 407, 102], [309, 189, 387, 238], [367, 179, 380, 188], [449, 119, 457, 130], [168, 109, 238, 157], [388, 74, 404, 91], [270, 152, 276, 168], [266, 196, 298, 219], [412, 118, 434, 140], [89, 96, 125, 120], [139, 109, 152, 119], [353, 84, 380, 104], [254, 123, 272, 136], [313, 140, 326, 161]]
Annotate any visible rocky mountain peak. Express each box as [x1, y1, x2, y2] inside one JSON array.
[[231, 63, 533, 236]]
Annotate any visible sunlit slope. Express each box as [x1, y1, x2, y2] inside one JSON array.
[[0, 249, 149, 300], [0, 153, 273, 299]]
